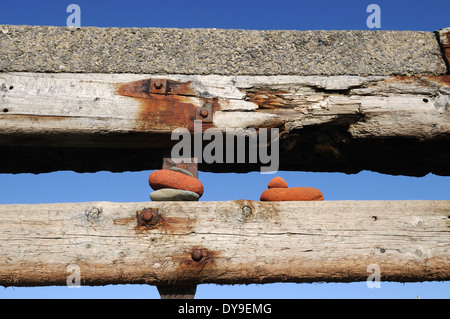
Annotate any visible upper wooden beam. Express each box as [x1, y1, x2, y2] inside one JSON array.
[[0, 25, 449, 176], [0, 200, 448, 287], [0, 73, 449, 176]]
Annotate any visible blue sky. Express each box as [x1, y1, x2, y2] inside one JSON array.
[[1, 0, 449, 299], [1, 0, 449, 31]]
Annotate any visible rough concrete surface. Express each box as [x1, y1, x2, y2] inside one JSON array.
[[0, 25, 447, 75]]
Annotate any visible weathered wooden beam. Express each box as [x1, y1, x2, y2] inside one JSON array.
[[0, 73, 449, 176], [0, 25, 450, 176], [0, 25, 449, 176], [0, 200, 448, 287]]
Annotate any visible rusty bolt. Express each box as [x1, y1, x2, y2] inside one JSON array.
[[138, 208, 159, 227], [191, 249, 203, 262], [141, 210, 154, 222], [199, 108, 209, 118], [149, 79, 167, 94], [195, 103, 213, 122], [154, 80, 164, 89]]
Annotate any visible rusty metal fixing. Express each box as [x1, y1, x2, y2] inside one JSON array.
[[117, 78, 218, 131], [191, 248, 204, 262], [149, 79, 167, 94], [199, 108, 209, 118], [195, 103, 213, 123], [137, 208, 159, 228]]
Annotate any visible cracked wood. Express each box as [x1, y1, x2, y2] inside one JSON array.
[[0, 200, 448, 287]]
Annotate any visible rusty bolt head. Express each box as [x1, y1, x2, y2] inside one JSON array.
[[195, 103, 213, 122], [149, 79, 167, 94], [141, 210, 154, 222], [191, 249, 203, 262], [154, 80, 164, 89], [138, 208, 159, 227]]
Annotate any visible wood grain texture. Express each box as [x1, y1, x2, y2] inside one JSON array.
[[0, 200, 448, 287], [1, 73, 449, 139], [0, 73, 449, 175]]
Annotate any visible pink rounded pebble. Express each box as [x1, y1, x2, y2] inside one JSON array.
[[268, 177, 288, 189], [149, 169, 204, 197], [260, 187, 324, 201]]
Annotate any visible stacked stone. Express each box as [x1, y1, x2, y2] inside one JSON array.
[[149, 167, 204, 201], [260, 177, 324, 201]]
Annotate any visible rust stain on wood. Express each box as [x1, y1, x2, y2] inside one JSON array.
[[153, 249, 220, 285], [426, 75, 450, 86], [388, 75, 450, 87], [118, 79, 197, 98], [444, 47, 450, 65], [441, 30, 450, 70], [178, 248, 219, 274], [389, 76, 419, 84], [117, 78, 220, 132], [137, 94, 198, 131], [134, 210, 194, 234]]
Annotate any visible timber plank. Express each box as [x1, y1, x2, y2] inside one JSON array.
[[0, 200, 448, 287], [0, 73, 449, 176]]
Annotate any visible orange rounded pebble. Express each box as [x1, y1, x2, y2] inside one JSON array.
[[260, 187, 324, 201], [149, 169, 204, 197], [268, 176, 288, 188]]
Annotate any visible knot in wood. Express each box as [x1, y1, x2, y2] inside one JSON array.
[[86, 207, 102, 222], [242, 205, 253, 219]]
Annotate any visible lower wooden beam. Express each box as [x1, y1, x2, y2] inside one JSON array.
[[0, 200, 448, 287]]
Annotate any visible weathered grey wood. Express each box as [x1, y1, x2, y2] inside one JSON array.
[[0, 73, 449, 176], [1, 73, 449, 140], [0, 200, 448, 287]]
